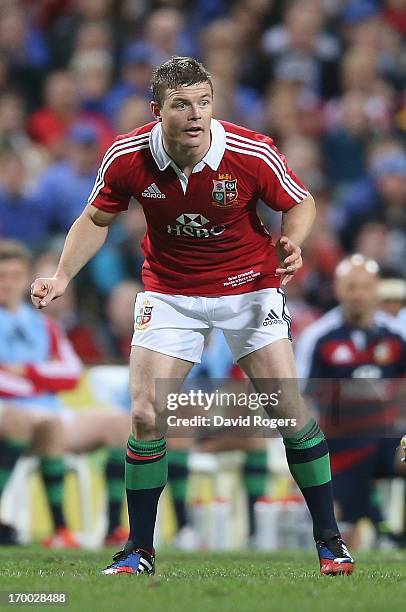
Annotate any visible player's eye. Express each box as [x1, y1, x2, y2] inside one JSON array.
[[200, 99, 210, 107], [175, 102, 186, 109]]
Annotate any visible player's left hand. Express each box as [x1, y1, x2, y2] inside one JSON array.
[[275, 236, 302, 286]]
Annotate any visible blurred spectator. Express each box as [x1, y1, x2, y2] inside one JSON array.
[[263, 82, 301, 143], [115, 95, 152, 134], [74, 19, 113, 56], [0, 149, 53, 249], [262, 0, 341, 100], [324, 45, 397, 136], [322, 92, 371, 188], [0, 92, 48, 182], [354, 222, 392, 266], [336, 138, 406, 254], [205, 49, 263, 130], [70, 49, 113, 117], [200, 17, 242, 60], [103, 43, 155, 121], [340, 0, 403, 90], [27, 71, 113, 158], [282, 135, 326, 195], [200, 17, 258, 125], [0, 4, 49, 109], [45, 0, 116, 69], [144, 7, 189, 61], [34, 121, 101, 232]]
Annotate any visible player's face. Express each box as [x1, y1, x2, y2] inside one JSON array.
[[335, 267, 378, 323], [154, 82, 213, 151], [0, 259, 29, 310]]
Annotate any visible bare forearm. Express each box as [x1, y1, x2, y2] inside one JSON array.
[[55, 212, 109, 284], [281, 194, 316, 246]]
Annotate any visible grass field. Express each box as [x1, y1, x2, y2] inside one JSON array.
[[0, 547, 405, 612]]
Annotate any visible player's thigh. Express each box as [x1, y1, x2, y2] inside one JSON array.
[[238, 339, 308, 431], [129, 345, 193, 410], [238, 337, 297, 379]]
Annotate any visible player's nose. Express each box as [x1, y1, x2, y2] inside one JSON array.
[[188, 103, 202, 119]]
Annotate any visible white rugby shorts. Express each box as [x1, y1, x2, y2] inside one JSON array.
[[131, 288, 292, 363]]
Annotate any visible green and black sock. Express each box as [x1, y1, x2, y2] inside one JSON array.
[[39, 456, 66, 529], [105, 447, 125, 533], [243, 449, 268, 536], [283, 419, 339, 540], [125, 435, 167, 550], [0, 438, 28, 498], [167, 449, 189, 530]]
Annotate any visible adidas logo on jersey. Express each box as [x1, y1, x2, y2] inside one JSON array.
[[141, 183, 166, 198], [263, 309, 283, 326]]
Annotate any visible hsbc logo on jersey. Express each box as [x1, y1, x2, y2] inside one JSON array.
[[167, 214, 225, 238]]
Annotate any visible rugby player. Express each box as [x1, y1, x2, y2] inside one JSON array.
[[31, 57, 354, 575]]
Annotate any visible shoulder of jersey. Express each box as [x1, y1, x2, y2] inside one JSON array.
[[104, 121, 156, 163], [96, 121, 156, 173], [220, 119, 293, 176]]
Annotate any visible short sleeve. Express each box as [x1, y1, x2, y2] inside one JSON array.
[[87, 137, 131, 213], [256, 134, 309, 212]]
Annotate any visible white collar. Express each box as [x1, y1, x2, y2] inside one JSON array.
[[149, 118, 225, 173]]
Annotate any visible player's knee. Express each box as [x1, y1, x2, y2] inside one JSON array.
[[131, 402, 157, 437], [1, 406, 32, 441]]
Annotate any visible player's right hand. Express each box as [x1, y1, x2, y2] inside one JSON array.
[[30, 277, 67, 309]]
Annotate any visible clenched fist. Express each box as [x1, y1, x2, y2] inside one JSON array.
[[30, 276, 68, 309]]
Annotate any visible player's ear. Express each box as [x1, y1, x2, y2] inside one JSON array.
[[150, 101, 162, 121]]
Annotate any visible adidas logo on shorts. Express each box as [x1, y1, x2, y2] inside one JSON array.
[[141, 183, 166, 198], [263, 309, 283, 326]]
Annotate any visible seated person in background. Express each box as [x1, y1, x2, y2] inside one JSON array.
[[0, 240, 130, 547], [0, 403, 65, 545]]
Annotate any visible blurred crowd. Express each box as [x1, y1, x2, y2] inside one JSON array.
[[0, 0, 405, 360]]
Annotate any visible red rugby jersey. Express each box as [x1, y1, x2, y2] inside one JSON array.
[[88, 119, 309, 296]]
